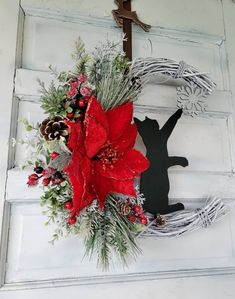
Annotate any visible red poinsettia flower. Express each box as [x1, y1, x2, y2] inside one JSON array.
[[64, 96, 149, 217]]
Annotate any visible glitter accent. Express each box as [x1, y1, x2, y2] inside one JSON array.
[[95, 141, 121, 169]]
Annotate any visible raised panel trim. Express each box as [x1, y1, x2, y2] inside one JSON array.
[[21, 2, 225, 46], [2, 265, 235, 291], [6, 168, 235, 202], [2, 199, 235, 290], [15, 68, 233, 115]]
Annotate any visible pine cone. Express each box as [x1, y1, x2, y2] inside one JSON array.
[[119, 202, 131, 216], [155, 214, 166, 226], [40, 116, 69, 141]]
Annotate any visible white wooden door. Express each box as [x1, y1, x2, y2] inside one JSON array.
[[1, 0, 235, 298]]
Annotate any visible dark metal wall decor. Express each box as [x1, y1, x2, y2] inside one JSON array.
[[112, 0, 151, 60], [134, 109, 188, 215]]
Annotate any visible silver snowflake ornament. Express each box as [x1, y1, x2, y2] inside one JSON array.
[[176, 82, 208, 117]]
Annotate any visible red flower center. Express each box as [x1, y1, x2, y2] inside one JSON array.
[[94, 142, 121, 168]]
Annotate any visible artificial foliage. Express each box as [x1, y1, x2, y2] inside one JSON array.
[[24, 39, 150, 270]]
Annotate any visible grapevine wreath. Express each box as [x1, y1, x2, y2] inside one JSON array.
[[23, 39, 228, 269]]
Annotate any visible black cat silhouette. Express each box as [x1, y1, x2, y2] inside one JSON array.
[[134, 109, 188, 215]]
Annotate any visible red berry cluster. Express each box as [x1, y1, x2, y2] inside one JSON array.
[[50, 151, 59, 159], [64, 201, 77, 225], [64, 74, 91, 121], [27, 173, 41, 186], [27, 153, 66, 187], [119, 201, 148, 226], [129, 204, 148, 225], [67, 216, 76, 225]]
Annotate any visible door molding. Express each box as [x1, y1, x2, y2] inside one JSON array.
[[2, 260, 235, 291], [0, 0, 21, 289]]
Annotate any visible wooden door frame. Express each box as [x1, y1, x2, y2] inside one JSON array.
[[0, 0, 22, 288]]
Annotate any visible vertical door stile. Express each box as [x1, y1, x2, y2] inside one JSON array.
[[0, 0, 21, 288]]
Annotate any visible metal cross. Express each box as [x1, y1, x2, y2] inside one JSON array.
[[112, 0, 151, 60]]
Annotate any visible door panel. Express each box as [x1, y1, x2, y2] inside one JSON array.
[[5, 202, 235, 283], [22, 16, 121, 71], [22, 15, 227, 89], [2, 0, 235, 295]]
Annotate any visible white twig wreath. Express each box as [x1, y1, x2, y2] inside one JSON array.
[[130, 57, 230, 237], [131, 57, 216, 116]]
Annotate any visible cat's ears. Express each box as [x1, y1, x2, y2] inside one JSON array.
[[133, 117, 142, 127], [133, 117, 147, 127], [134, 116, 150, 123]]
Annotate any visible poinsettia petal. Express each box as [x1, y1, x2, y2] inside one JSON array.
[[93, 164, 136, 207], [65, 121, 82, 151], [67, 173, 84, 217], [111, 179, 136, 197], [81, 156, 96, 202], [64, 149, 84, 216], [64, 146, 82, 175], [106, 101, 133, 141], [77, 187, 95, 214], [92, 170, 113, 209], [65, 158, 95, 216], [85, 96, 108, 158], [112, 123, 137, 153], [80, 157, 92, 187], [94, 158, 137, 180], [124, 149, 150, 175], [85, 117, 107, 158], [64, 140, 91, 215], [85, 96, 108, 130]]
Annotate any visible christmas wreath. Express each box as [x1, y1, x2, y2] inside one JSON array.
[[23, 38, 227, 270]]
